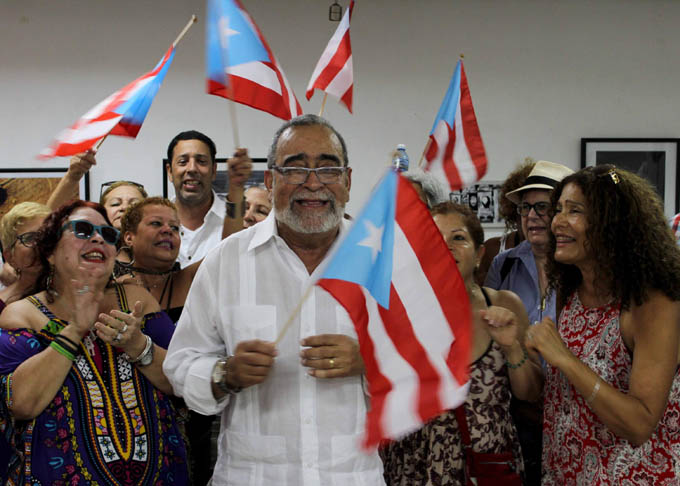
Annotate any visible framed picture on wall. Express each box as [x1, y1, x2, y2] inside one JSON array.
[[449, 181, 504, 227], [162, 158, 268, 199], [581, 138, 680, 215], [0, 168, 89, 220]]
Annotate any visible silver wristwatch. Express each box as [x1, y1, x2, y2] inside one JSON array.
[[211, 356, 242, 395]]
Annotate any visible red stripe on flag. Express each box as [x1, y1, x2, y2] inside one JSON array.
[[458, 64, 487, 181], [395, 177, 471, 386], [425, 135, 439, 165], [340, 86, 353, 113], [441, 123, 464, 190], [316, 279, 391, 449], [309, 31, 351, 92]]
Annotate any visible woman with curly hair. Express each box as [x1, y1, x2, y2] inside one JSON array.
[[526, 165, 680, 484]]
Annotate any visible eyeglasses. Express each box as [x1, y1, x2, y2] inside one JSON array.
[[14, 231, 39, 248], [100, 180, 146, 199], [517, 201, 551, 217], [60, 220, 120, 245], [271, 166, 347, 185]]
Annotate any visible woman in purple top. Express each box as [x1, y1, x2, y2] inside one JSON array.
[[0, 200, 188, 485]]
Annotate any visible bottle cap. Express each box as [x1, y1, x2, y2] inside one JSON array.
[[397, 144, 406, 150]]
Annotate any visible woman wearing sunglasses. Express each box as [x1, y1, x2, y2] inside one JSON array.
[[0, 200, 188, 485], [0, 202, 51, 312], [46, 150, 148, 230]]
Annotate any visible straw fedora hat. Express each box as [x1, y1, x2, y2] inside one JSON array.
[[505, 160, 574, 205]]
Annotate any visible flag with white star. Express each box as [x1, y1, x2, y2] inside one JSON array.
[[318, 169, 472, 449]]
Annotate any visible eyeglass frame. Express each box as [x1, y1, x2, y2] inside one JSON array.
[[517, 201, 552, 217], [13, 231, 39, 249], [59, 220, 121, 245], [270, 166, 349, 185], [99, 180, 146, 200]]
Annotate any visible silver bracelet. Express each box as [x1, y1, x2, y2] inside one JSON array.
[[586, 379, 601, 404], [124, 335, 153, 365]]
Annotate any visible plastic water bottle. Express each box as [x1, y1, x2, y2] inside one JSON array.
[[392, 144, 410, 172]]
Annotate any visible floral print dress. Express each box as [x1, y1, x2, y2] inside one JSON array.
[[543, 292, 680, 485]]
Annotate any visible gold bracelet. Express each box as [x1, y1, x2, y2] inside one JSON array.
[[587, 380, 601, 404]]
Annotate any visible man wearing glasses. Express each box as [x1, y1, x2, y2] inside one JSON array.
[[166, 130, 252, 268], [164, 115, 385, 485]]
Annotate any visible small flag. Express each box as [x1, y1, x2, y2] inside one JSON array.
[[317, 169, 472, 449], [39, 46, 175, 159], [206, 0, 302, 121], [671, 213, 680, 245], [306, 0, 355, 113], [424, 60, 487, 191]]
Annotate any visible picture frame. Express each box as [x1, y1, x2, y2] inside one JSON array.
[[0, 168, 89, 220], [581, 138, 680, 215], [449, 181, 504, 228], [162, 158, 268, 199]]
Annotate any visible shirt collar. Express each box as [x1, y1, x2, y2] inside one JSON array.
[[172, 190, 225, 226]]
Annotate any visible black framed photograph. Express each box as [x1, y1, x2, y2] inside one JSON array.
[[449, 181, 503, 227], [162, 158, 267, 199], [581, 138, 680, 215], [0, 168, 89, 220]]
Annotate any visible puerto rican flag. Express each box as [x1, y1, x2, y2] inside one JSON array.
[[424, 60, 487, 191], [206, 0, 302, 121], [671, 213, 680, 245], [39, 46, 175, 159], [317, 169, 472, 449], [306, 0, 354, 113]]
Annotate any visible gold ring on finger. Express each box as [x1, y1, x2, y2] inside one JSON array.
[[329, 358, 335, 368]]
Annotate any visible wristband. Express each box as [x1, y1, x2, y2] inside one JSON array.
[[50, 341, 76, 361], [225, 196, 246, 219]]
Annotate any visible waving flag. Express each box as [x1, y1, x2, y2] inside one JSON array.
[[39, 47, 175, 159], [317, 170, 472, 449], [424, 60, 487, 191], [206, 0, 302, 121], [306, 0, 354, 113]]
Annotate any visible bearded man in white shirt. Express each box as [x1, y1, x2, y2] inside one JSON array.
[[164, 115, 385, 485], [166, 130, 252, 267]]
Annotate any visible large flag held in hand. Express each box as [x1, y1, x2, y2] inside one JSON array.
[[424, 60, 487, 191], [39, 47, 175, 159], [317, 170, 472, 449], [206, 0, 302, 121], [306, 0, 354, 113]]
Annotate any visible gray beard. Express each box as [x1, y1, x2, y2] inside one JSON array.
[[274, 189, 344, 234]]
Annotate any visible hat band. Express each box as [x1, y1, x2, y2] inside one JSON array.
[[523, 175, 558, 188]]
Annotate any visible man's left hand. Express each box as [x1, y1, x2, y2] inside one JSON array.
[[300, 334, 364, 378], [227, 147, 252, 191]]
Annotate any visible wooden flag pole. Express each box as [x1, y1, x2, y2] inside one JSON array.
[[94, 15, 197, 154], [417, 138, 431, 168], [229, 99, 240, 148], [318, 93, 328, 117], [275, 285, 315, 344]]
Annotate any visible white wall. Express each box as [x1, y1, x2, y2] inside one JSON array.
[[2, 0, 679, 236]]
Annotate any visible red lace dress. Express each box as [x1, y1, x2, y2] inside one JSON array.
[[543, 292, 680, 485]]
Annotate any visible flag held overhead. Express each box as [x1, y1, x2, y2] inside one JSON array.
[[306, 0, 355, 113], [424, 60, 487, 191], [317, 169, 472, 449], [205, 0, 302, 121]]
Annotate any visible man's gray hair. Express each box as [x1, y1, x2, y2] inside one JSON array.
[[403, 170, 449, 208], [266, 114, 349, 168]]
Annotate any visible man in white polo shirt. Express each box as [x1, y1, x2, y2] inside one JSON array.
[[166, 130, 251, 267]]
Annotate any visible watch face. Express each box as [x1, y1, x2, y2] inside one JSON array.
[[139, 344, 154, 366], [212, 359, 226, 383]]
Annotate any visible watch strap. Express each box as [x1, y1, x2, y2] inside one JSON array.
[[225, 196, 246, 219]]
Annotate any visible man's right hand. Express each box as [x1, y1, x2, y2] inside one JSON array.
[[67, 150, 97, 182], [228, 340, 277, 388]]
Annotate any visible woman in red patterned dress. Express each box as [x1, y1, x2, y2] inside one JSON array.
[[526, 164, 680, 484]]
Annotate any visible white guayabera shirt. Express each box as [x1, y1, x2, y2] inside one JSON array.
[[164, 212, 385, 486], [174, 191, 226, 268]]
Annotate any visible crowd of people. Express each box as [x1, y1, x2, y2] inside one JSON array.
[[1, 114, 680, 485]]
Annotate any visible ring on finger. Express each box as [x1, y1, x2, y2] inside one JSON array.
[[329, 358, 335, 368], [121, 324, 128, 333], [113, 332, 122, 343]]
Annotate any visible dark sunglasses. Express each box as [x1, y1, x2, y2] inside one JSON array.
[[60, 220, 120, 245], [517, 201, 551, 217], [99, 180, 146, 200], [14, 231, 39, 248]]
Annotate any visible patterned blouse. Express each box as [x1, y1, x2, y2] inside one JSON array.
[[0, 286, 188, 486], [543, 292, 680, 485]]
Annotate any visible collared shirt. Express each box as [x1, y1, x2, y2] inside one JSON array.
[[484, 239, 556, 325], [163, 211, 385, 486], [174, 190, 225, 268]]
